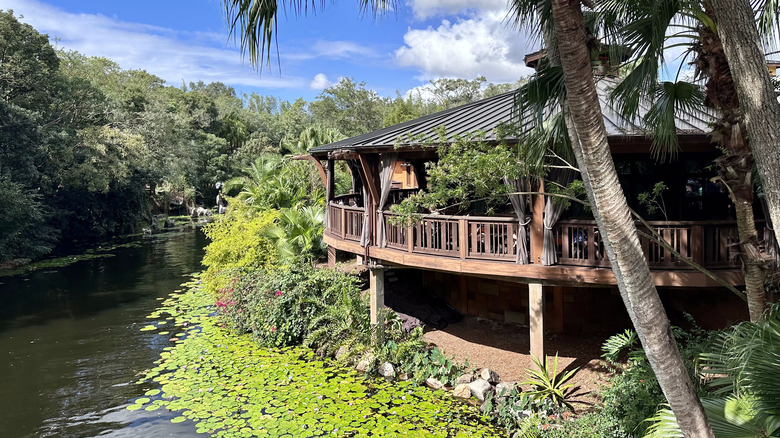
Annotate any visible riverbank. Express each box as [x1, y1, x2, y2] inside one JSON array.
[[133, 279, 503, 437]]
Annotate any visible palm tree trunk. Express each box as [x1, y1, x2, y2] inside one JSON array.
[[550, 0, 714, 436], [708, 0, 780, 247], [697, 11, 767, 322]]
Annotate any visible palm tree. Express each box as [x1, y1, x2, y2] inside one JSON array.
[[708, 0, 780, 249], [510, 0, 713, 435], [224, 0, 713, 435], [263, 205, 326, 260], [603, 0, 770, 321]]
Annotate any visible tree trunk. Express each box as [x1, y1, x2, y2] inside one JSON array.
[[696, 15, 767, 322], [550, 1, 714, 436], [708, 0, 780, 247]]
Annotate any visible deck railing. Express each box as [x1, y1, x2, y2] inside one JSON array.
[[327, 203, 767, 270]]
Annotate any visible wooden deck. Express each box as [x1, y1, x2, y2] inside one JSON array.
[[326, 202, 757, 288]]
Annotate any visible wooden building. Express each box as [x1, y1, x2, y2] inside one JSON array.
[[303, 77, 775, 358]]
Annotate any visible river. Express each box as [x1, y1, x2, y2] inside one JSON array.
[[0, 230, 207, 438]]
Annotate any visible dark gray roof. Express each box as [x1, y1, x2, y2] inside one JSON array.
[[309, 77, 716, 155]]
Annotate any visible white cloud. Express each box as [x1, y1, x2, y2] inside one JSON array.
[[395, 10, 536, 83], [310, 73, 332, 90], [408, 0, 508, 20], [0, 0, 308, 89]]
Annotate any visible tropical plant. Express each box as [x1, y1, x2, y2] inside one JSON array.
[[263, 205, 326, 261], [602, 328, 641, 363], [522, 354, 578, 411], [645, 306, 780, 437], [304, 281, 371, 357]]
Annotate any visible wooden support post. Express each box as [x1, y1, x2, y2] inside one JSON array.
[[529, 282, 545, 365], [552, 286, 564, 333], [369, 265, 386, 324], [530, 178, 546, 264], [327, 246, 337, 268], [458, 275, 469, 314]]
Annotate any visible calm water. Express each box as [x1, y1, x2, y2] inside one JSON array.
[[0, 231, 207, 438]]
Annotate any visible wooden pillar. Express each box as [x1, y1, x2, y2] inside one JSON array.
[[369, 266, 385, 324], [529, 282, 545, 364], [530, 178, 546, 264], [327, 246, 336, 268]]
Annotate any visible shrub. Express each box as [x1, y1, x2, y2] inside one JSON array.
[[201, 202, 279, 296]]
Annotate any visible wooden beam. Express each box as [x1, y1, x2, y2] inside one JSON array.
[[322, 233, 747, 288], [529, 282, 545, 365], [369, 266, 385, 324], [292, 154, 327, 187], [358, 154, 381, 204]]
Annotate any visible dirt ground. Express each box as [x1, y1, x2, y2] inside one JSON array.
[[423, 316, 617, 411]]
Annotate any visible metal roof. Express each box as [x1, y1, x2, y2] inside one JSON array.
[[309, 77, 716, 155]]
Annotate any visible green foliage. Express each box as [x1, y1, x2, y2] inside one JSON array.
[[401, 346, 465, 386], [643, 305, 780, 437], [264, 205, 326, 261], [599, 321, 715, 437], [201, 203, 278, 295], [602, 329, 641, 363], [522, 355, 579, 411], [135, 280, 502, 437], [638, 181, 669, 221], [391, 131, 520, 219]]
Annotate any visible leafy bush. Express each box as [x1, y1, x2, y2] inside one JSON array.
[[201, 202, 279, 295], [401, 346, 465, 386], [598, 322, 715, 437]]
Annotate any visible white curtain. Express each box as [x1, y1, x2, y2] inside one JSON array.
[[376, 153, 399, 248], [503, 177, 531, 264], [542, 169, 575, 266]]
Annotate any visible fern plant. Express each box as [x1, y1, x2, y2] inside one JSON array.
[[602, 329, 643, 363]]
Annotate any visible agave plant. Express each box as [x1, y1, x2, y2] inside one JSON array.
[[522, 354, 579, 411]]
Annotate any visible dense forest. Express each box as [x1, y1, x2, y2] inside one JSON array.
[[0, 11, 521, 266]]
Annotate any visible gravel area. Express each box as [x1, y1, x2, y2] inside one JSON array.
[[423, 316, 617, 411]]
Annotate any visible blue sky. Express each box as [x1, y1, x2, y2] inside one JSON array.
[[1, 0, 540, 102]]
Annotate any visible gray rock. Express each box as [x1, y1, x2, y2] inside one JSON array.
[[355, 353, 374, 373], [455, 372, 474, 385], [495, 382, 515, 398], [398, 373, 410, 381], [335, 346, 349, 361], [425, 377, 444, 389], [468, 379, 494, 402], [514, 409, 532, 422], [452, 384, 471, 399], [479, 368, 500, 385], [378, 362, 395, 381]]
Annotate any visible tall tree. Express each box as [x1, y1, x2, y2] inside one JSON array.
[[707, 0, 780, 248], [604, 0, 770, 321]]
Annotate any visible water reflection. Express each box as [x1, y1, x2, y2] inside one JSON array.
[[0, 231, 207, 437]]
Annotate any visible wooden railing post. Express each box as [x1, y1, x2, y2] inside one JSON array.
[[459, 219, 468, 259], [691, 224, 703, 265], [340, 206, 346, 239], [407, 223, 414, 253]]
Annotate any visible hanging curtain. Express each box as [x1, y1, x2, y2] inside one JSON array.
[[503, 177, 531, 264], [324, 160, 334, 228], [542, 169, 576, 266], [360, 188, 372, 247], [376, 153, 399, 248], [347, 160, 363, 198]]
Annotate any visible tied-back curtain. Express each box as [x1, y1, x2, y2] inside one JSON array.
[[324, 160, 334, 228], [360, 188, 371, 247], [542, 169, 576, 266], [377, 153, 399, 248], [503, 177, 531, 264]]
